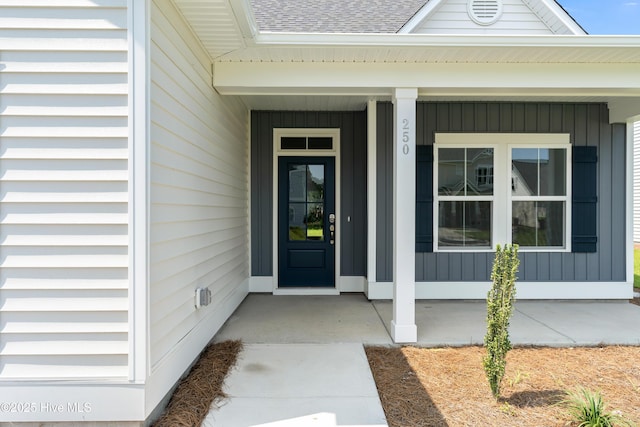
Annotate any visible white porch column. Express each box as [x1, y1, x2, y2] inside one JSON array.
[[366, 99, 377, 297], [626, 116, 640, 288], [391, 88, 418, 343]]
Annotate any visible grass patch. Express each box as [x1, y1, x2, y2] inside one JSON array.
[[634, 248, 640, 290]]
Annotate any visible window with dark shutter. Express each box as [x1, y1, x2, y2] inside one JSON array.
[[571, 146, 598, 252], [416, 145, 433, 252]]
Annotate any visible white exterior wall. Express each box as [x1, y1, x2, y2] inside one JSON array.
[[0, 1, 130, 380], [412, 0, 557, 35], [146, 0, 249, 413], [634, 120, 640, 242]]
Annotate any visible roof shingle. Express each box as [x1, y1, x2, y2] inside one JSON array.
[[250, 0, 429, 33]]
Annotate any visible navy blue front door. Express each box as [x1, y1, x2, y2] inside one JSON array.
[[278, 157, 335, 287]]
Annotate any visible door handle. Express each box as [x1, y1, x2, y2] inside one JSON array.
[[329, 214, 335, 244]]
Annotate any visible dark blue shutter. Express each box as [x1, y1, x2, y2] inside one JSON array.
[[572, 146, 598, 252], [416, 145, 433, 252]]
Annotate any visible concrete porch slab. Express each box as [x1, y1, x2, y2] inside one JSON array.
[[373, 300, 575, 346], [515, 301, 640, 346], [371, 300, 640, 346], [213, 294, 392, 344]]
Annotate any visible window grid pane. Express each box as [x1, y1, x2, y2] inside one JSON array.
[[512, 201, 565, 247], [512, 148, 566, 197], [438, 201, 491, 248]]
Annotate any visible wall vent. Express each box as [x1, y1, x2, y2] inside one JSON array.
[[195, 287, 212, 309], [468, 0, 503, 26]]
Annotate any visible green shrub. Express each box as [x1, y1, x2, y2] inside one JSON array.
[[483, 244, 519, 399], [562, 387, 634, 427]]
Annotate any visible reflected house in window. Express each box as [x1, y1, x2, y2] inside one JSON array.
[[511, 148, 566, 247], [511, 160, 538, 228], [438, 148, 493, 247]]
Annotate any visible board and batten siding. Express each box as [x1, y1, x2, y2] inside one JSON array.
[[150, 0, 249, 370], [411, 0, 564, 35], [251, 111, 368, 278], [377, 102, 627, 283], [0, 1, 129, 378], [634, 120, 640, 242]]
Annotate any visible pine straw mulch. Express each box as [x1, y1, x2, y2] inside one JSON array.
[[366, 346, 640, 427], [153, 340, 242, 427]]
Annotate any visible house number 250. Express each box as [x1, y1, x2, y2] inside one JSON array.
[[402, 118, 410, 155]]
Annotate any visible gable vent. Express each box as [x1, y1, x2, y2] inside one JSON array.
[[467, 0, 503, 26]]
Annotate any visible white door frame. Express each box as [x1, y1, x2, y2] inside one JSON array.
[[272, 128, 341, 295]]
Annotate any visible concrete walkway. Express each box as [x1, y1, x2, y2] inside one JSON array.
[[204, 294, 640, 427]]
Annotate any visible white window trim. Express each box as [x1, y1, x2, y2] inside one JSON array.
[[434, 133, 571, 253]]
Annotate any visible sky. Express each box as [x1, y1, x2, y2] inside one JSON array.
[[556, 0, 640, 34]]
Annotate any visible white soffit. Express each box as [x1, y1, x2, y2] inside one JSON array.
[[172, 0, 249, 58]]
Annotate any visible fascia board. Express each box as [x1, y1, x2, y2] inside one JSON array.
[[398, 0, 445, 34], [255, 32, 640, 48], [228, 0, 259, 40], [214, 62, 640, 94], [538, 0, 587, 35]]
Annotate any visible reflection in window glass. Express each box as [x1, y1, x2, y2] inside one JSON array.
[[289, 165, 306, 201], [288, 163, 326, 242], [467, 148, 494, 195], [540, 149, 566, 196], [289, 202, 307, 240], [512, 148, 566, 197], [306, 203, 324, 240], [438, 201, 491, 247], [438, 148, 465, 196], [512, 148, 539, 196], [512, 201, 564, 247], [307, 165, 324, 202], [439, 148, 493, 196]]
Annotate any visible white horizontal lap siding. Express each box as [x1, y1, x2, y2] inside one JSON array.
[[412, 0, 555, 34], [634, 120, 640, 242], [150, 0, 249, 369], [0, 1, 129, 379]]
